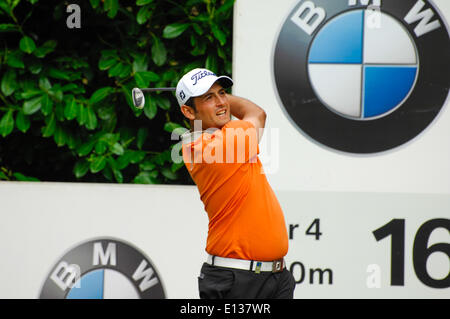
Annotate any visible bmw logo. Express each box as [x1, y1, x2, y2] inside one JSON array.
[[274, 0, 450, 153], [39, 238, 165, 299]]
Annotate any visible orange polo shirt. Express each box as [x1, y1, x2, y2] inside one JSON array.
[[182, 120, 288, 261]]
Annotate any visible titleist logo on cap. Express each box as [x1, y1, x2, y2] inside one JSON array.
[[191, 70, 215, 85]]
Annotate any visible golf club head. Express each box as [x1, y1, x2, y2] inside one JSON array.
[[132, 88, 145, 109]]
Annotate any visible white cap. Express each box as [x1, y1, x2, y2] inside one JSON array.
[[176, 68, 233, 107]]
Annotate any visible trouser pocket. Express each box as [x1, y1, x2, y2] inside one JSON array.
[[198, 263, 235, 299]]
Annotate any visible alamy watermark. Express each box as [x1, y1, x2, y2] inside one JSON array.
[[170, 120, 280, 174], [66, 4, 81, 29]]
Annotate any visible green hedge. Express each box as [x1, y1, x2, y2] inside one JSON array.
[[0, 0, 234, 184]]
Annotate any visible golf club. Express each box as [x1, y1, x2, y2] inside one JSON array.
[[132, 87, 176, 109]]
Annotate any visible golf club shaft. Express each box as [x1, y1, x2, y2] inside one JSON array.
[[140, 87, 176, 92]]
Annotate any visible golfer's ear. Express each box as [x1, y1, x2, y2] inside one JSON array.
[[180, 105, 195, 120]]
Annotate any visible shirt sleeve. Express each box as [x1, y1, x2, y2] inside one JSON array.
[[220, 120, 259, 164]]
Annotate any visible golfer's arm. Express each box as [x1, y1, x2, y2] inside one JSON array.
[[227, 94, 266, 142]]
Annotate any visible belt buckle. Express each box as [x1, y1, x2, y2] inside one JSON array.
[[272, 259, 284, 273], [255, 262, 262, 274]]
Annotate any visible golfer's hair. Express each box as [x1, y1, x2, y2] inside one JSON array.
[[185, 97, 196, 111]]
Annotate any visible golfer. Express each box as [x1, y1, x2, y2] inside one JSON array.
[[177, 68, 295, 299]]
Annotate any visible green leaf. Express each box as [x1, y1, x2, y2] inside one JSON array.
[[116, 151, 133, 170], [13, 172, 39, 182], [53, 125, 66, 147], [64, 98, 79, 120], [211, 24, 227, 46], [190, 38, 206, 56], [77, 139, 96, 156], [171, 161, 185, 173], [135, 71, 159, 88], [61, 83, 79, 92], [41, 94, 53, 116], [89, 87, 112, 105], [0, 23, 20, 33], [152, 150, 171, 165], [136, 0, 153, 5], [34, 40, 57, 58], [42, 113, 56, 137], [98, 56, 117, 71], [6, 51, 24, 69], [15, 111, 30, 133], [90, 0, 100, 8], [47, 67, 70, 80], [104, 0, 119, 18], [110, 142, 124, 155], [129, 150, 146, 164], [192, 23, 203, 35], [144, 97, 157, 119], [161, 167, 177, 180], [118, 64, 132, 78], [216, 0, 235, 14], [112, 168, 123, 183], [20, 89, 42, 100], [48, 86, 63, 102], [90, 156, 107, 173], [108, 62, 126, 77], [65, 130, 78, 150], [76, 104, 87, 125], [162, 23, 190, 39], [86, 107, 98, 130], [107, 157, 123, 183], [154, 95, 170, 110], [0, 1, 11, 14], [39, 77, 52, 90], [23, 96, 43, 115], [133, 171, 158, 184], [205, 53, 218, 74], [19, 36, 36, 54], [132, 53, 148, 72], [136, 5, 152, 24], [95, 140, 108, 155], [74, 160, 89, 178], [1, 69, 17, 96], [137, 127, 148, 149], [139, 159, 156, 171], [0, 110, 14, 137], [121, 86, 135, 109], [151, 37, 167, 66], [97, 104, 115, 120], [28, 59, 42, 74], [164, 122, 182, 133]]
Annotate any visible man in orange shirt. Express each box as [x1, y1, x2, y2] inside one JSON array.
[[177, 68, 295, 299]]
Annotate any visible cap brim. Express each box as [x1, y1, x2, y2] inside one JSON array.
[[191, 75, 234, 98], [216, 76, 233, 89]]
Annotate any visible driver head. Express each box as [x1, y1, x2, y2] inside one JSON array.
[[132, 88, 145, 109]]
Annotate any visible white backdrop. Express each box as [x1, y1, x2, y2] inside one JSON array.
[[0, 182, 448, 298], [0, 182, 207, 299], [232, 0, 450, 195]]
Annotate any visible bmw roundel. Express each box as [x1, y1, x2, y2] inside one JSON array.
[[39, 238, 165, 299], [274, 0, 450, 153]]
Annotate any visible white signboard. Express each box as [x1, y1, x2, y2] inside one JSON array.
[[232, 0, 450, 298], [232, 0, 450, 194], [0, 182, 448, 298]]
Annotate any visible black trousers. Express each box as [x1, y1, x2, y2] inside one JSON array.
[[198, 263, 296, 299]]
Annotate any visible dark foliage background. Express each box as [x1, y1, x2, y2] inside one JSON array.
[[0, 0, 234, 184]]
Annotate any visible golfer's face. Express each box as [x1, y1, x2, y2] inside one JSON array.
[[194, 83, 231, 130]]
